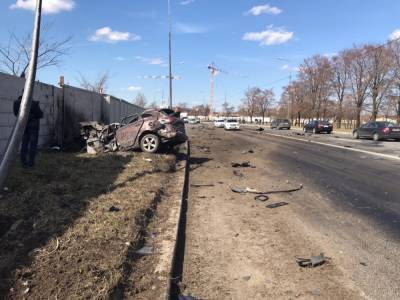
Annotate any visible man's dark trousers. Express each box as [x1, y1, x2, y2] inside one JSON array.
[[21, 127, 39, 167]]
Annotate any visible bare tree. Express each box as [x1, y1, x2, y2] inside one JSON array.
[[256, 89, 274, 123], [0, 23, 71, 77], [133, 92, 147, 108], [365, 45, 393, 121], [331, 51, 350, 128], [389, 41, 400, 124], [78, 72, 109, 93], [347, 46, 372, 128], [222, 99, 235, 117], [242, 87, 261, 123]]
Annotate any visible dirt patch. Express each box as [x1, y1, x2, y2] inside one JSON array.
[[0, 150, 183, 299]]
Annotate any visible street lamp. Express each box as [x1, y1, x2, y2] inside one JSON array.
[[168, 0, 173, 109]]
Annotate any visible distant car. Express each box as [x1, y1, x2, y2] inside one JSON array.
[[224, 119, 240, 130], [353, 121, 400, 141], [270, 119, 291, 130], [303, 120, 333, 134], [214, 119, 225, 128], [188, 118, 200, 124]]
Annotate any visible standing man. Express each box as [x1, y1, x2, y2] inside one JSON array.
[[13, 92, 43, 168]]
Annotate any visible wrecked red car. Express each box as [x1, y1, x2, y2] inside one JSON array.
[[80, 109, 187, 154]]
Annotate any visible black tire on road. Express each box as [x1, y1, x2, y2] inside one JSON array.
[[140, 134, 160, 153], [353, 131, 359, 139]]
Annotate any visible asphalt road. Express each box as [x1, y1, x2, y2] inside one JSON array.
[[217, 127, 400, 298]]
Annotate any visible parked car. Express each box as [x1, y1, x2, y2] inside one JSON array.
[[224, 119, 240, 130], [188, 117, 200, 124], [303, 120, 333, 134], [352, 121, 400, 141], [80, 108, 187, 154], [214, 118, 225, 128], [270, 119, 291, 130]]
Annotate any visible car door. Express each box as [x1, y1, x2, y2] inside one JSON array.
[[116, 117, 144, 149], [358, 123, 370, 137], [368, 122, 378, 138]]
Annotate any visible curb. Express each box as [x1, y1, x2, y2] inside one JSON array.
[[164, 141, 190, 300]]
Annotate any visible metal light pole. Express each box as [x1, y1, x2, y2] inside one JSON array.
[[168, 0, 173, 109], [0, 0, 42, 189]]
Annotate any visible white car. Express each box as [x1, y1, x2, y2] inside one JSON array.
[[188, 118, 200, 124], [224, 119, 240, 130], [214, 119, 225, 128]]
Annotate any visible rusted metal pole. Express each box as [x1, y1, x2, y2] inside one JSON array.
[[0, 0, 42, 189]]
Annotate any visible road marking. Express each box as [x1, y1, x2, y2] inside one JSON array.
[[257, 131, 400, 161]]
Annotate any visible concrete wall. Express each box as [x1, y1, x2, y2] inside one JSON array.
[[0, 72, 144, 159], [0, 73, 60, 158], [103, 95, 144, 124]]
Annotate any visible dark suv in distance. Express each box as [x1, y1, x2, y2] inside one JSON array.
[[303, 120, 333, 134], [270, 119, 291, 130], [352, 121, 400, 141]]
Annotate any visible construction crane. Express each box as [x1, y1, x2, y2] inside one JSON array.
[[207, 63, 226, 118]]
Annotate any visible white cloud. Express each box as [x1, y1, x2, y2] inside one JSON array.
[[10, 0, 75, 14], [281, 64, 299, 72], [281, 64, 289, 70], [127, 86, 142, 92], [243, 26, 293, 46], [135, 56, 165, 65], [180, 0, 195, 5], [90, 27, 141, 43], [323, 52, 338, 58], [246, 4, 282, 16], [114, 56, 126, 61], [175, 22, 207, 34], [389, 29, 400, 41]]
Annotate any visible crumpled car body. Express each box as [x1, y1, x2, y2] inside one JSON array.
[[80, 109, 187, 154]]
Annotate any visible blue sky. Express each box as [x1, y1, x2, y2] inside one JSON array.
[[1, 0, 400, 109]]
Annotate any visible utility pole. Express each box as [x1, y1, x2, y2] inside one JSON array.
[[0, 0, 42, 189], [287, 74, 292, 119], [168, 0, 173, 109]]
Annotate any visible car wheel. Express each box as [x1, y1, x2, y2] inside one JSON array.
[[373, 133, 380, 141], [353, 130, 359, 139], [303, 127, 307, 133], [140, 134, 160, 153], [313, 128, 317, 134], [327, 131, 332, 134]]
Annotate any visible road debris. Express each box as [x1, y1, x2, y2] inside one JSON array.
[[256, 127, 265, 132], [231, 161, 255, 168], [231, 184, 303, 195], [241, 149, 254, 154], [178, 296, 198, 300], [242, 275, 251, 281], [266, 202, 289, 209], [254, 195, 269, 202], [296, 253, 325, 268], [109, 206, 121, 212], [136, 245, 154, 255], [143, 158, 153, 162], [191, 183, 215, 188]]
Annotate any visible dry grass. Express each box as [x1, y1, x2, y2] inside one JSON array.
[[0, 150, 178, 299]]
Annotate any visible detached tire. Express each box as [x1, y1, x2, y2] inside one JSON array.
[[140, 134, 160, 153]]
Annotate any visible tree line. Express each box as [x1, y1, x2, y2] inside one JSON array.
[[279, 40, 400, 128]]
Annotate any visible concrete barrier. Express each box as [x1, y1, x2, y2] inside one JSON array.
[[0, 72, 144, 159]]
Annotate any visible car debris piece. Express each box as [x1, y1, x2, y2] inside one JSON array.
[[296, 253, 325, 268], [143, 158, 153, 162], [242, 275, 251, 281], [178, 296, 198, 300], [135, 245, 153, 255], [256, 127, 265, 132], [266, 202, 289, 209], [109, 206, 121, 212], [231, 161, 253, 168], [241, 149, 254, 154], [231, 184, 303, 195], [254, 195, 269, 202], [191, 183, 215, 187]]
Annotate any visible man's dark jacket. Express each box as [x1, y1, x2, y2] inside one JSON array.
[[13, 97, 43, 130]]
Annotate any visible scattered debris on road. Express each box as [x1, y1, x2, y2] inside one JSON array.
[[109, 206, 121, 212], [231, 161, 255, 168], [231, 184, 303, 195], [254, 195, 269, 202], [191, 183, 215, 188], [266, 202, 289, 209], [241, 149, 254, 154], [233, 170, 245, 178], [256, 127, 265, 132], [296, 253, 326, 268]]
